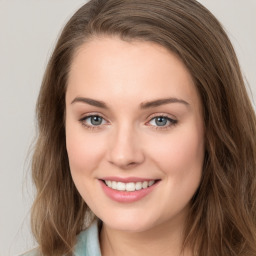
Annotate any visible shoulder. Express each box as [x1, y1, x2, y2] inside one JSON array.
[[20, 220, 101, 256]]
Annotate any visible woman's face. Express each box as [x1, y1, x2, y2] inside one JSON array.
[[65, 37, 205, 232]]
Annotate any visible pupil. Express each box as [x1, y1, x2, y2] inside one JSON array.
[[91, 116, 102, 125], [156, 117, 167, 126]]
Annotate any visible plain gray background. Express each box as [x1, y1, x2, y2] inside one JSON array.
[[0, 1, 255, 255]]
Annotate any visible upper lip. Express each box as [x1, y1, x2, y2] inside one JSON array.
[[100, 176, 160, 183]]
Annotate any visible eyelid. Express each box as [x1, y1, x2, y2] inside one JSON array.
[[145, 113, 178, 129], [146, 112, 177, 121], [79, 111, 109, 122], [79, 112, 109, 130]]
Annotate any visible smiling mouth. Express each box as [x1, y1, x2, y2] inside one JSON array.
[[102, 180, 160, 192]]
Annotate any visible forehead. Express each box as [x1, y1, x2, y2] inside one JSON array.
[[67, 37, 200, 109]]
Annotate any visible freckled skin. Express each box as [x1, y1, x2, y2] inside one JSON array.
[[65, 37, 204, 255]]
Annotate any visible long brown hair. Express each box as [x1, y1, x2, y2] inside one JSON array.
[[31, 0, 256, 255]]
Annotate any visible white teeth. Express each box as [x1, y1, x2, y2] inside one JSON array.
[[142, 181, 148, 189], [104, 180, 156, 191], [126, 182, 136, 191], [135, 182, 142, 190], [116, 182, 126, 191], [148, 180, 154, 186], [112, 181, 117, 189]]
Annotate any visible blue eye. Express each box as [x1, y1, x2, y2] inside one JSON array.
[[149, 116, 177, 127], [81, 115, 107, 126]]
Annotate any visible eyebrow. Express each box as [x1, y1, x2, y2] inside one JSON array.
[[71, 97, 189, 109], [140, 98, 189, 109], [71, 97, 108, 109]]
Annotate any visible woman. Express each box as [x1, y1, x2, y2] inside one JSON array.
[[24, 0, 256, 255]]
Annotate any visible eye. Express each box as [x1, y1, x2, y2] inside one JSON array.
[[80, 115, 107, 127], [148, 115, 177, 128]]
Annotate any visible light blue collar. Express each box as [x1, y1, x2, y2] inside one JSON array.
[[74, 219, 102, 256]]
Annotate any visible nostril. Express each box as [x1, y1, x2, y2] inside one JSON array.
[[108, 160, 139, 170], [128, 162, 137, 166]]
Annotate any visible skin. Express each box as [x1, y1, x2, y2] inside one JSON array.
[[65, 36, 205, 256]]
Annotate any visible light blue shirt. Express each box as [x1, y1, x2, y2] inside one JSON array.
[[20, 220, 101, 256]]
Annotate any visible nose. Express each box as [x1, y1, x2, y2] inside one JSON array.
[[107, 124, 145, 169]]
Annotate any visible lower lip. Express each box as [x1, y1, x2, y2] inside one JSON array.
[[99, 180, 159, 203]]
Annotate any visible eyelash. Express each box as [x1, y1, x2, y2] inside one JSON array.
[[79, 113, 178, 131], [79, 113, 108, 130], [146, 114, 178, 130]]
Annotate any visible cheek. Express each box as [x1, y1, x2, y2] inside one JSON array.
[[65, 124, 106, 175], [147, 124, 204, 179], [148, 125, 204, 215]]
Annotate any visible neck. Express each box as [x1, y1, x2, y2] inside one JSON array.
[[100, 217, 192, 256]]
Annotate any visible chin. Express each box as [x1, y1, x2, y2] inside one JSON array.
[[98, 209, 160, 233], [105, 220, 153, 233]]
